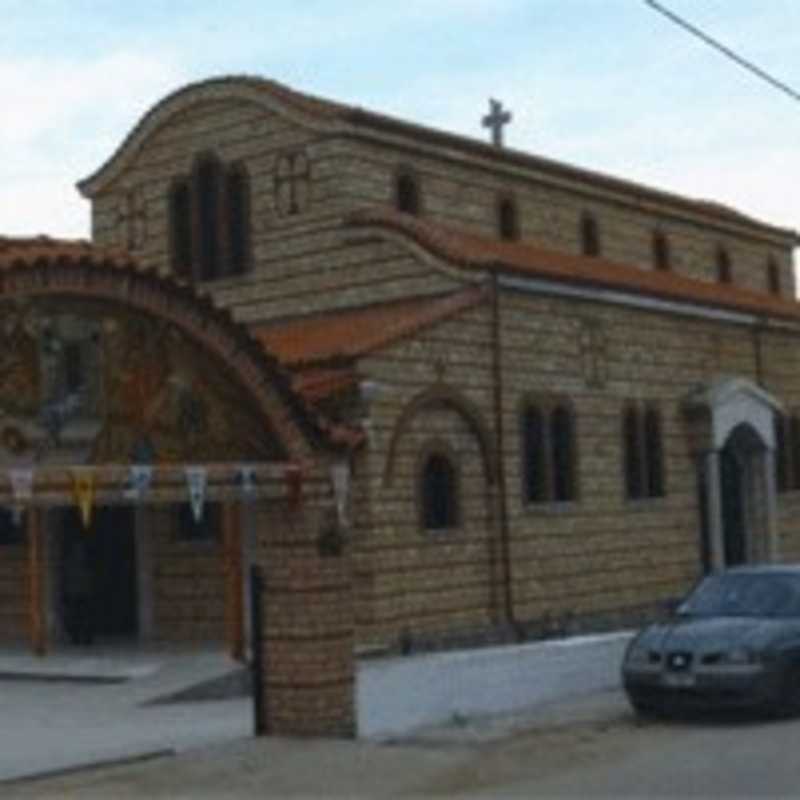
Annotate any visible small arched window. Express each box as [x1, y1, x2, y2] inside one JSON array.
[[716, 246, 732, 284], [623, 405, 643, 500], [580, 213, 600, 257], [169, 178, 193, 278], [226, 164, 250, 277], [421, 453, 458, 530], [767, 258, 781, 296], [644, 407, 664, 497], [652, 231, 670, 271], [791, 415, 800, 491], [775, 414, 789, 493], [194, 154, 223, 282], [523, 407, 547, 503], [551, 405, 576, 502], [498, 195, 519, 241], [396, 170, 420, 215]]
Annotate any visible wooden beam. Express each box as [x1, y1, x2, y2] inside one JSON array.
[[223, 502, 244, 662], [27, 509, 46, 657]]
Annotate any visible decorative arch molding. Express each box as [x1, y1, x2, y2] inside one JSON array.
[[0, 243, 345, 460], [382, 384, 496, 488], [78, 76, 338, 197]]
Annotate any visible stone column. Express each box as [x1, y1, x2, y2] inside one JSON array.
[[256, 490, 355, 737], [763, 448, 780, 563], [704, 450, 725, 571]]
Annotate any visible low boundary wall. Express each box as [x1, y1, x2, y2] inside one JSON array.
[[356, 631, 633, 738]]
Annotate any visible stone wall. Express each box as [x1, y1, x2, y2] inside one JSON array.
[[149, 505, 226, 642]]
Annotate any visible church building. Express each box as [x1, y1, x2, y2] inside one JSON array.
[[1, 75, 798, 666]]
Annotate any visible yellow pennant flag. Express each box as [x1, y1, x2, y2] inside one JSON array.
[[70, 468, 95, 530]]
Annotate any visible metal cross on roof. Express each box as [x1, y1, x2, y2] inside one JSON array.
[[482, 98, 512, 148]]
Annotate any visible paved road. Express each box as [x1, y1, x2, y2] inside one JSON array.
[[7, 688, 800, 798], [0, 679, 249, 783]]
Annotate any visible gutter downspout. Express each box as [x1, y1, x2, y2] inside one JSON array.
[[491, 269, 519, 635]]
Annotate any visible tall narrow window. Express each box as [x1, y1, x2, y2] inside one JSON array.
[[767, 258, 781, 296], [195, 155, 222, 282], [498, 195, 519, 241], [716, 246, 732, 284], [791, 415, 800, 491], [580, 213, 600, 257], [226, 164, 250, 277], [775, 414, 789, 493], [396, 170, 420, 215], [169, 179, 193, 278], [624, 405, 643, 500], [421, 453, 458, 530], [652, 231, 670, 271], [644, 407, 664, 497], [551, 405, 576, 502], [169, 153, 251, 283], [523, 407, 547, 503]]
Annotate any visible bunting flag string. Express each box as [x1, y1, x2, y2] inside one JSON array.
[[70, 468, 96, 530], [185, 466, 207, 523], [123, 465, 153, 501]]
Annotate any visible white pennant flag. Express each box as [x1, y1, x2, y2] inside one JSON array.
[[123, 465, 153, 501], [237, 465, 256, 498], [10, 468, 34, 504], [185, 467, 207, 523], [9, 468, 34, 525]]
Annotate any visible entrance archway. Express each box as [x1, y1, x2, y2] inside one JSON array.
[[685, 378, 781, 571]]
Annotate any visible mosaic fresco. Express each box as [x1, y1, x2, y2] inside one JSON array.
[[0, 299, 285, 466]]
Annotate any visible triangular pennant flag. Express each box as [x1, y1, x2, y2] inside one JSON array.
[[9, 468, 34, 510], [123, 465, 153, 501], [70, 468, 95, 530], [237, 465, 256, 498], [185, 467, 207, 523]]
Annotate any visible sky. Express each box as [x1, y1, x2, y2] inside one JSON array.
[[2, 0, 799, 255]]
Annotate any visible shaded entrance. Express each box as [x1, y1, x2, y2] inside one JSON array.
[[61, 507, 138, 640], [719, 442, 747, 566]]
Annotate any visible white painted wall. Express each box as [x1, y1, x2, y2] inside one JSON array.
[[356, 631, 633, 739]]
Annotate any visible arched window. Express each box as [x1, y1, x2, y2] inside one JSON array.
[[498, 195, 519, 241], [716, 246, 732, 284], [551, 405, 576, 502], [652, 231, 670, 271], [623, 405, 643, 500], [169, 179, 193, 278], [421, 453, 458, 530], [396, 169, 420, 215], [791, 415, 800, 491], [624, 403, 666, 500], [168, 153, 252, 282], [194, 154, 222, 282], [523, 407, 547, 503], [580, 212, 600, 257], [226, 164, 250, 277], [644, 407, 664, 497], [767, 258, 781, 296], [775, 414, 789, 493]]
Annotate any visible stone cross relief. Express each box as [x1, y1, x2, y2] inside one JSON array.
[[580, 319, 608, 388], [274, 150, 311, 217], [116, 189, 148, 251], [482, 98, 512, 148]]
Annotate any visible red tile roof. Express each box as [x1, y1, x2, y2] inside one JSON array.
[[254, 286, 488, 367], [347, 208, 800, 324]]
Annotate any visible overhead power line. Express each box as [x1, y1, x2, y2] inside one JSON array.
[[644, 0, 800, 104]]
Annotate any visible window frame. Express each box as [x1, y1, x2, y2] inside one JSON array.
[[580, 212, 601, 257], [394, 166, 421, 216], [417, 442, 461, 533]]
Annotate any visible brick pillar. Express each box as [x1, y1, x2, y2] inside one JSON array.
[[255, 499, 354, 737]]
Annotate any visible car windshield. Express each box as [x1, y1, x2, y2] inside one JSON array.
[[679, 573, 800, 619]]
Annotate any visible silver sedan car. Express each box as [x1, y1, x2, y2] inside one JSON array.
[[622, 566, 800, 717]]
